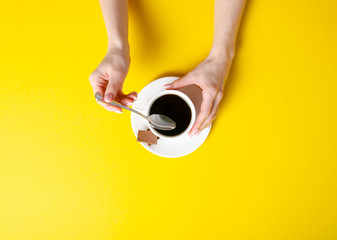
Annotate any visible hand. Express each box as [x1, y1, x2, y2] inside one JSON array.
[[89, 49, 137, 113], [165, 54, 233, 137]]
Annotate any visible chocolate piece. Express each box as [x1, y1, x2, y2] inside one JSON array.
[[137, 130, 158, 145]]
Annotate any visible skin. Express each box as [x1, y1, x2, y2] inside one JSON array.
[[89, 0, 135, 113], [89, 0, 246, 135]]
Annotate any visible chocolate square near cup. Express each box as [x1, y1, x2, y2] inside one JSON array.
[[137, 129, 159, 146]]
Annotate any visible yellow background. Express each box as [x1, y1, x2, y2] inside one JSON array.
[[1, 0, 337, 239]]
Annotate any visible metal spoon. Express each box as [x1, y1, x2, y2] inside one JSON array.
[[95, 92, 176, 131]]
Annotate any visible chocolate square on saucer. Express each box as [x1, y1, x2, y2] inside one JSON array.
[[137, 130, 158, 146]]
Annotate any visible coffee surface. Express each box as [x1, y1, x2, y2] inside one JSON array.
[[150, 94, 191, 136]]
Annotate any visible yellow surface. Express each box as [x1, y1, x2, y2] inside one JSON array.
[[1, 0, 337, 239]]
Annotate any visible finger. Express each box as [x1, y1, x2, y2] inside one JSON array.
[[119, 96, 135, 107], [117, 91, 138, 100], [114, 89, 127, 101], [126, 91, 138, 100], [96, 101, 123, 113], [104, 71, 123, 102], [89, 75, 113, 111], [199, 115, 214, 133], [90, 72, 124, 113], [117, 91, 138, 107], [89, 74, 107, 96], [91, 84, 105, 97], [188, 91, 215, 137], [164, 75, 193, 90], [199, 92, 223, 132], [113, 90, 136, 107], [212, 90, 225, 121], [114, 90, 135, 102], [212, 105, 219, 121]]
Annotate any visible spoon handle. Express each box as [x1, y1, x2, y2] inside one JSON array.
[[95, 92, 147, 120], [107, 101, 147, 118]]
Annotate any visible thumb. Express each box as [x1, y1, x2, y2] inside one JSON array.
[[164, 76, 192, 90]]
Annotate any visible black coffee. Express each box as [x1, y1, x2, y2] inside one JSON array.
[[150, 94, 191, 136]]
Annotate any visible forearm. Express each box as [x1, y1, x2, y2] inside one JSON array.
[[209, 0, 246, 61], [99, 0, 129, 52]]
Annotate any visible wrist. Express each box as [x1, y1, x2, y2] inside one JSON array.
[[208, 43, 235, 64], [107, 40, 130, 55], [107, 42, 130, 60]]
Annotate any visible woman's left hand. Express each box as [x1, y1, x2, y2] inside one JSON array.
[[164, 54, 233, 137]]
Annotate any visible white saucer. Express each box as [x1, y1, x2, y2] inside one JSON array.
[[131, 76, 211, 158]]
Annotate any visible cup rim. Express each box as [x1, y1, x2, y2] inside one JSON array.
[[146, 90, 196, 139]]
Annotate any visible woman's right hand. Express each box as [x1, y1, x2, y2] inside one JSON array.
[[89, 48, 137, 113]]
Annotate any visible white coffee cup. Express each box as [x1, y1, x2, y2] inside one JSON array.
[[146, 90, 196, 139]]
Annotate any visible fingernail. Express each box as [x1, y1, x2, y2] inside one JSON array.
[[126, 102, 133, 107], [195, 130, 201, 136], [131, 92, 138, 100], [116, 110, 123, 113], [104, 94, 113, 102], [164, 84, 172, 88]]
